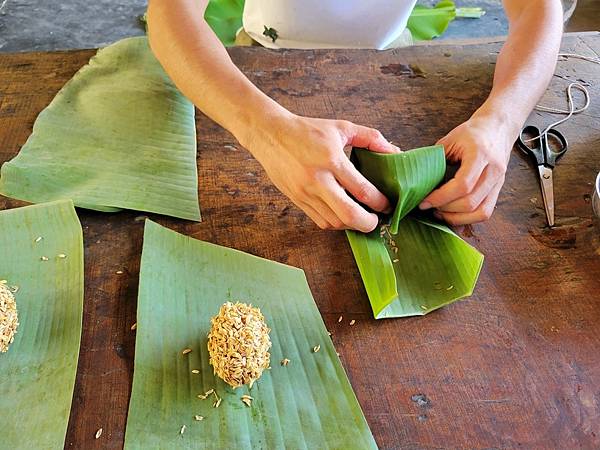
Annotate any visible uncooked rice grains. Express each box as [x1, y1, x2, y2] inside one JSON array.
[[207, 302, 271, 388], [0, 281, 19, 353]]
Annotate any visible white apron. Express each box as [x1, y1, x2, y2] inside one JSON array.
[[242, 0, 417, 50]]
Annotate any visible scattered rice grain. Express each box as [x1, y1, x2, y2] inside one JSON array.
[[198, 389, 214, 400], [281, 358, 290, 366], [130, 322, 137, 331], [95, 428, 103, 439], [313, 345, 320, 353], [182, 348, 192, 355], [191, 369, 200, 374], [40, 256, 49, 261], [349, 320, 356, 326], [180, 425, 186, 435], [194, 415, 204, 421]]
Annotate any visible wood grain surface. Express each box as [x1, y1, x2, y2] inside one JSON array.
[[1, 33, 599, 449]]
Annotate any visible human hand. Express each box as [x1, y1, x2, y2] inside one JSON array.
[[419, 115, 517, 225], [245, 113, 400, 232]]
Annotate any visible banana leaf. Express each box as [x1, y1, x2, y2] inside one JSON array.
[[205, 0, 245, 47], [346, 146, 484, 318], [0, 200, 83, 449], [407, 1, 456, 41], [125, 220, 377, 449], [407, 1, 485, 41], [0, 37, 201, 221]]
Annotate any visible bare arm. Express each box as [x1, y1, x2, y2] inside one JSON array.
[[147, 0, 399, 232], [420, 0, 563, 225]]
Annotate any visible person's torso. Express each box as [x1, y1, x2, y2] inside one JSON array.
[[243, 0, 417, 49]]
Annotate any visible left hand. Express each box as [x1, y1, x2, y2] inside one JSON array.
[[419, 114, 517, 225]]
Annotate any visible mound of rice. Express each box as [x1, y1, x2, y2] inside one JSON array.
[[207, 302, 271, 388], [0, 281, 19, 353]]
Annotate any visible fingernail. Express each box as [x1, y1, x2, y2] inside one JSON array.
[[419, 202, 432, 210]]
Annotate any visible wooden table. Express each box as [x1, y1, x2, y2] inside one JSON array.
[[1, 32, 599, 450]]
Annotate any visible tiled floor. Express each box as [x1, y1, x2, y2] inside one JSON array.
[[567, 0, 600, 33], [0, 0, 507, 53], [0, 1, 597, 53], [0, 0, 147, 52]]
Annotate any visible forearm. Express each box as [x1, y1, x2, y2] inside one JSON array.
[[146, 0, 291, 150], [474, 0, 563, 135]]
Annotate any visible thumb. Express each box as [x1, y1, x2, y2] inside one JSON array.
[[343, 123, 401, 154]]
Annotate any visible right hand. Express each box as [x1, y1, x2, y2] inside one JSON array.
[[243, 113, 400, 232]]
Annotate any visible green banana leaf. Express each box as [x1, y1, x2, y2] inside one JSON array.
[[125, 220, 377, 449], [0, 200, 83, 449], [352, 145, 446, 234], [0, 37, 201, 221], [205, 0, 245, 46], [455, 7, 487, 19], [407, 1, 457, 41], [346, 146, 484, 318]]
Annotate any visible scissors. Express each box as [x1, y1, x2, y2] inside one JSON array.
[[516, 125, 568, 227]]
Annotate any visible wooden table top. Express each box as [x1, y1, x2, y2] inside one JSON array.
[[1, 32, 599, 449]]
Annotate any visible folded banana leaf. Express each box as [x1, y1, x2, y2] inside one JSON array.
[[0, 200, 83, 449], [346, 146, 484, 318], [125, 220, 377, 449], [0, 37, 201, 221]]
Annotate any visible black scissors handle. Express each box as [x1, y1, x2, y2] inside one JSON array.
[[517, 125, 545, 165], [517, 125, 568, 168], [544, 128, 568, 168]]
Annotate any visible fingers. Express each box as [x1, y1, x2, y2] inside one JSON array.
[[339, 121, 400, 154], [296, 184, 379, 232], [317, 174, 380, 232], [295, 199, 333, 230], [334, 158, 391, 213], [437, 165, 502, 213], [300, 197, 345, 229], [434, 180, 502, 225], [419, 154, 486, 210]]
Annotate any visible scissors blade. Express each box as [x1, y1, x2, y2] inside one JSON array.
[[538, 165, 555, 226]]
